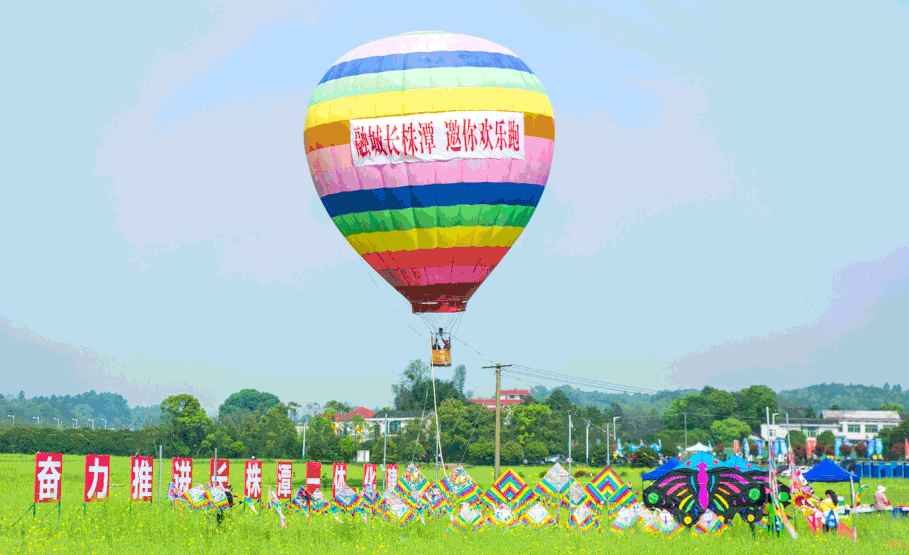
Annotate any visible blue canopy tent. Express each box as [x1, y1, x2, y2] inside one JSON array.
[[642, 458, 681, 481], [802, 458, 859, 482], [721, 455, 763, 473]]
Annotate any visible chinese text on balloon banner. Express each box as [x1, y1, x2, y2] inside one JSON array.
[[350, 111, 525, 166]]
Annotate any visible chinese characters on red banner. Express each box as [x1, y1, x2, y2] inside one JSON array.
[[244, 460, 263, 500], [305, 461, 322, 494], [350, 111, 525, 166], [209, 458, 229, 489], [84, 455, 110, 502], [171, 458, 193, 495], [363, 464, 377, 490], [332, 463, 347, 497], [385, 464, 398, 492], [276, 461, 293, 499], [34, 453, 63, 503], [130, 456, 154, 501]]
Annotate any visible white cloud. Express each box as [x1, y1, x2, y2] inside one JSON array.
[[547, 72, 753, 257], [96, 0, 345, 287]]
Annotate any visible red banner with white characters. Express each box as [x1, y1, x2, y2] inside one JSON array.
[[84, 455, 110, 502], [363, 464, 377, 491], [34, 453, 63, 503], [209, 458, 230, 489], [350, 111, 525, 167], [385, 464, 398, 492], [276, 461, 293, 499], [130, 456, 154, 501], [244, 460, 263, 499], [305, 461, 322, 494], [332, 463, 347, 497], [171, 458, 193, 494]]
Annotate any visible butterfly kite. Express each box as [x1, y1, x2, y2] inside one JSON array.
[[643, 462, 767, 527]]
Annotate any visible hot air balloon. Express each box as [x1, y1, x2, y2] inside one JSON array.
[[304, 32, 555, 365]]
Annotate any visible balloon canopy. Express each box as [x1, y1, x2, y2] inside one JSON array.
[[304, 32, 555, 320]]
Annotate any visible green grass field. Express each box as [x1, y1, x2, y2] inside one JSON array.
[[1, 454, 907, 554]]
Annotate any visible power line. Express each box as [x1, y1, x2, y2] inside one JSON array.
[[505, 365, 662, 395]]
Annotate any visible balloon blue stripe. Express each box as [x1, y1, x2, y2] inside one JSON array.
[[320, 182, 544, 218], [319, 51, 533, 85]]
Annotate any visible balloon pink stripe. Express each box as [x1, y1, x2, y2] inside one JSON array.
[[333, 34, 516, 64], [308, 138, 554, 197]]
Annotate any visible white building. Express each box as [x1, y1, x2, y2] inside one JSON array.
[[466, 389, 531, 411], [760, 410, 901, 442], [366, 410, 434, 436]]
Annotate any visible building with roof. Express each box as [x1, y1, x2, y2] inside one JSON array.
[[366, 410, 434, 436], [760, 410, 901, 442], [467, 389, 531, 411]]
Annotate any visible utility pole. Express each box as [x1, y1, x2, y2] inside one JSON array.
[[612, 416, 620, 455], [382, 415, 389, 491], [684, 412, 688, 449], [89, 418, 95, 430], [585, 420, 591, 466], [483, 363, 512, 480], [568, 414, 573, 475], [33, 416, 40, 427], [101, 419, 107, 430], [606, 424, 611, 467], [301, 424, 307, 462]]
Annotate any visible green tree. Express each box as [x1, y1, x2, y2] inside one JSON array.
[[324, 400, 352, 415], [525, 440, 548, 462], [502, 440, 523, 464], [302, 415, 337, 461], [878, 403, 904, 414], [160, 394, 214, 456], [467, 442, 494, 464], [663, 393, 712, 430], [735, 386, 777, 429], [218, 389, 281, 423], [789, 429, 807, 448], [817, 430, 837, 446], [338, 436, 358, 463], [632, 446, 659, 467], [392, 360, 464, 410], [709, 418, 750, 446], [702, 387, 736, 419], [506, 403, 555, 447]]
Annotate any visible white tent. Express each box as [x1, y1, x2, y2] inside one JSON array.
[[685, 442, 712, 452]]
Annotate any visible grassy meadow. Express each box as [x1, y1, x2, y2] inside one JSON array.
[[1, 454, 907, 554]]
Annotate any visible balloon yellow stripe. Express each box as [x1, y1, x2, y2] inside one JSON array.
[[305, 87, 553, 129], [344, 226, 525, 255]]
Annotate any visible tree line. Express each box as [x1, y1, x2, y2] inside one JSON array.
[[2, 361, 907, 464]]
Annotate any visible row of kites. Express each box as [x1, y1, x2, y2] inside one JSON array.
[[171, 458, 820, 537]]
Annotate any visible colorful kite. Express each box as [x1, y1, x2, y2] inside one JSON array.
[[449, 502, 486, 534], [643, 464, 766, 527], [438, 466, 479, 505], [610, 506, 638, 532], [482, 469, 535, 515], [534, 464, 572, 507], [521, 503, 556, 529]]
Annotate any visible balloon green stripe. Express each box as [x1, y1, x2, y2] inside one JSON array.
[[331, 204, 536, 237], [310, 67, 546, 107]]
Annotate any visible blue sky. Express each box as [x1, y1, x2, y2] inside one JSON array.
[[2, 1, 907, 413]]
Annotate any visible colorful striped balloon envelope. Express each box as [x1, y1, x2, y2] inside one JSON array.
[[304, 32, 555, 326]]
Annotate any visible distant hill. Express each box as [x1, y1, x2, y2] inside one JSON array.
[[778, 382, 908, 416], [530, 385, 696, 416]]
